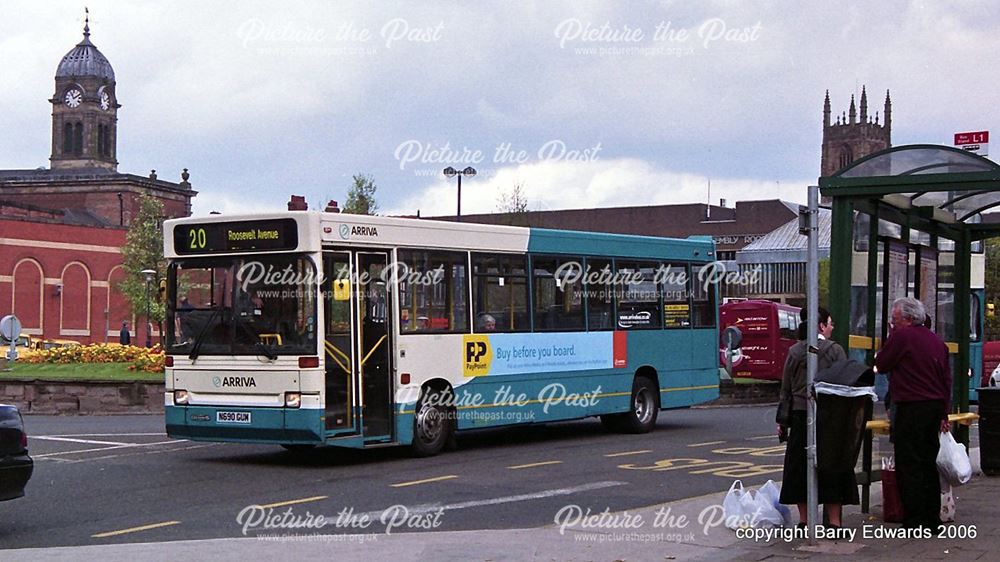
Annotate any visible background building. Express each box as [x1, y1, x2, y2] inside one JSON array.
[[0, 20, 197, 344], [820, 86, 891, 178]]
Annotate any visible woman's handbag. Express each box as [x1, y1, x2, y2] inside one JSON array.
[[775, 388, 792, 426]]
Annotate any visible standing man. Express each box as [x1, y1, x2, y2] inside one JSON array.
[[875, 297, 952, 531], [119, 321, 131, 346]]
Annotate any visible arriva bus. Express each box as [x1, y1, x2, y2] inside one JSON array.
[[163, 212, 721, 456], [719, 299, 800, 381]]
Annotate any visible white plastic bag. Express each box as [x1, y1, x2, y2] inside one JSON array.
[[723, 480, 748, 530], [722, 479, 786, 530], [940, 475, 956, 523], [758, 480, 792, 526], [937, 431, 972, 486], [814, 382, 878, 401]]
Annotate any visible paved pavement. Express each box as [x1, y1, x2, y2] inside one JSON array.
[[6, 448, 995, 561]]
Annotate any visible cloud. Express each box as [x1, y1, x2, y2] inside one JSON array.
[[387, 157, 810, 217], [1, 0, 998, 218]]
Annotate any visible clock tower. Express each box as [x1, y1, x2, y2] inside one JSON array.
[[50, 15, 118, 170]]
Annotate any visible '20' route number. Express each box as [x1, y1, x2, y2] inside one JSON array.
[[188, 228, 207, 250]]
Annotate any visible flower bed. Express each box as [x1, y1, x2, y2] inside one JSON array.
[[18, 343, 165, 373]]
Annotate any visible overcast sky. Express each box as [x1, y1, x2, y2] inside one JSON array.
[[1, 1, 997, 217]]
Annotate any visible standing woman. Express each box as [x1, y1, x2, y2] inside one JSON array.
[[778, 307, 855, 527]]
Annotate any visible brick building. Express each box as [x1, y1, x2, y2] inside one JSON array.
[[0, 19, 196, 344]]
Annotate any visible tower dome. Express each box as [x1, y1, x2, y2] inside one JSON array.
[[55, 19, 115, 80]]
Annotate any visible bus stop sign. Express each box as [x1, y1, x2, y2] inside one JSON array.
[[0, 315, 21, 341], [1, 315, 22, 362]]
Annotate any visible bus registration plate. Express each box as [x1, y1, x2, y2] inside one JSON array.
[[217, 411, 251, 424]]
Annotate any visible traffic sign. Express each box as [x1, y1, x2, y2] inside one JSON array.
[[1, 315, 21, 362], [954, 131, 989, 156], [0, 315, 22, 341]]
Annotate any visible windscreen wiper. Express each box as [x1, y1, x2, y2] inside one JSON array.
[[188, 307, 222, 361], [232, 314, 278, 361]]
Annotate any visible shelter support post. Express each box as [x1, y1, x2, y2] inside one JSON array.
[[955, 230, 971, 448]]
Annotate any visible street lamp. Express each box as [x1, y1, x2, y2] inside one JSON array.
[[141, 269, 156, 348], [443, 166, 477, 221]]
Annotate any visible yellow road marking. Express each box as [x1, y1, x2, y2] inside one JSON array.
[[687, 440, 726, 447], [92, 520, 180, 538], [604, 450, 652, 458], [507, 460, 563, 470], [746, 435, 777, 441], [257, 495, 328, 509], [391, 475, 458, 488]]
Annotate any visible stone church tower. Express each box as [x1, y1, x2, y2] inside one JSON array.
[[820, 86, 892, 177], [50, 14, 119, 170]]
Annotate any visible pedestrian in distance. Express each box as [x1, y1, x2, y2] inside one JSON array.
[[778, 306, 857, 528], [119, 321, 130, 346], [875, 297, 952, 532]]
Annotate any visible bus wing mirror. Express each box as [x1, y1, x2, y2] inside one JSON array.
[[723, 326, 743, 350]]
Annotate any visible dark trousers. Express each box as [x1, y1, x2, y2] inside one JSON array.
[[893, 400, 943, 529]]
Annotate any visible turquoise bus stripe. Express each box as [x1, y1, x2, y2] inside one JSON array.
[[526, 228, 714, 260]]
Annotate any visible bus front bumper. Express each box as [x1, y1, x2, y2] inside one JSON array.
[[166, 405, 323, 444]]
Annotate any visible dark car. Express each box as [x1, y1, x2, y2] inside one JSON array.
[[0, 404, 33, 501]]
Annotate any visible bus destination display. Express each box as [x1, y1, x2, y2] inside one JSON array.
[[174, 219, 298, 254]]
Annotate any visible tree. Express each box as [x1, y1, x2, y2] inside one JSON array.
[[496, 182, 529, 225], [986, 238, 1000, 340], [818, 257, 830, 311], [119, 194, 166, 330], [344, 174, 379, 215]]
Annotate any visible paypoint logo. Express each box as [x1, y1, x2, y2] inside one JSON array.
[[463, 335, 491, 377]]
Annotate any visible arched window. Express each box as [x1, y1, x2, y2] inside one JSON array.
[[838, 146, 853, 170], [12, 259, 44, 334], [60, 262, 91, 335], [63, 123, 74, 155], [73, 122, 84, 155]]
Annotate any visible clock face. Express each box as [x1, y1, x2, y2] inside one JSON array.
[[100, 91, 111, 111], [64, 89, 82, 108]]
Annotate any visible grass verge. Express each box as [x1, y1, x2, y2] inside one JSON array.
[[0, 362, 163, 383]]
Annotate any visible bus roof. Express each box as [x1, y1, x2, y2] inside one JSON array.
[[164, 211, 715, 261]]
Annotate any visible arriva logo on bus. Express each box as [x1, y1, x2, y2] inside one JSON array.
[[212, 376, 257, 388], [338, 224, 380, 239]]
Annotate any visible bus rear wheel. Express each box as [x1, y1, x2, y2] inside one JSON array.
[[411, 388, 453, 457], [618, 376, 659, 434]]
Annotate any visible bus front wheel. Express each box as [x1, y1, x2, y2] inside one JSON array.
[[411, 388, 453, 457]]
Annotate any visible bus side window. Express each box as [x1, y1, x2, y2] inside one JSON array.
[[586, 258, 614, 331], [472, 253, 529, 332], [662, 262, 690, 328], [398, 250, 469, 333], [778, 310, 797, 340], [691, 264, 716, 328], [532, 256, 584, 332], [616, 260, 663, 330]]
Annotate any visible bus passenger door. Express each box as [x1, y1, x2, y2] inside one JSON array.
[[356, 252, 393, 439], [323, 251, 356, 432]]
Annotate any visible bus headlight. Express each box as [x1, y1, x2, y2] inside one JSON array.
[[174, 390, 189, 405], [285, 392, 301, 408]]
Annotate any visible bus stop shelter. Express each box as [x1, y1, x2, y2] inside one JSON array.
[[820, 145, 1000, 508], [821, 144, 1000, 425]]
